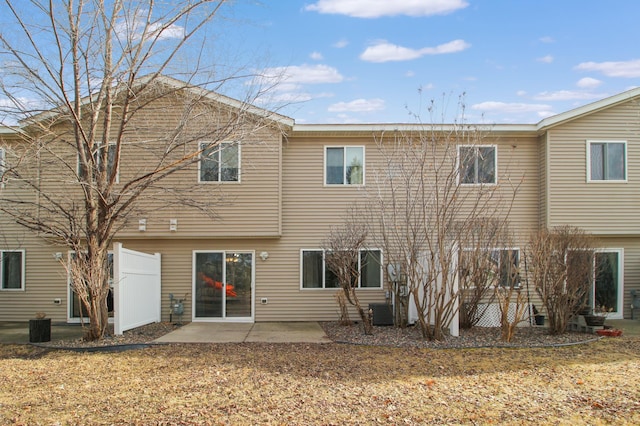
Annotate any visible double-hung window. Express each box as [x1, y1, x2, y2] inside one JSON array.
[[301, 249, 382, 289], [77, 142, 119, 183], [460, 248, 519, 288], [199, 141, 239, 182], [325, 146, 364, 185], [0, 250, 25, 290], [587, 141, 626, 182], [459, 145, 496, 185]]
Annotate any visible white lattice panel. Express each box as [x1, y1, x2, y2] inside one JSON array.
[[475, 303, 534, 327]]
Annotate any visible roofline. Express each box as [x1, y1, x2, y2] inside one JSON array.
[[291, 123, 538, 136], [0, 126, 18, 135], [536, 86, 640, 131], [153, 75, 294, 128], [20, 74, 295, 129], [291, 87, 640, 136]]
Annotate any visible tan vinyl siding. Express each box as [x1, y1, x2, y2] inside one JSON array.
[[0, 229, 70, 322], [539, 134, 548, 229], [547, 100, 640, 234]]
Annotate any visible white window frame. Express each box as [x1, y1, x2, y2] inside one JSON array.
[[198, 141, 241, 183], [459, 247, 520, 288], [586, 140, 627, 183], [457, 145, 498, 185], [191, 250, 255, 322], [76, 142, 120, 184], [324, 146, 365, 186], [591, 248, 624, 319], [0, 249, 25, 291], [299, 248, 383, 290]]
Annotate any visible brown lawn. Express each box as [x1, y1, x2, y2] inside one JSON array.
[[1, 339, 639, 425]]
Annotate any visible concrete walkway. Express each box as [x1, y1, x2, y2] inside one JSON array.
[[154, 322, 331, 344]]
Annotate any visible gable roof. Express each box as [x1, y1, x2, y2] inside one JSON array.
[[536, 86, 640, 131], [3, 76, 639, 136], [7, 74, 294, 131]]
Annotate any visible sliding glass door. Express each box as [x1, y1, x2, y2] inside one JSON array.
[[193, 251, 254, 321], [592, 250, 623, 319]]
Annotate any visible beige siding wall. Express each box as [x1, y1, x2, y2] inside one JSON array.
[[547, 100, 640, 234], [539, 134, 548, 229], [0, 228, 71, 322], [0, 128, 541, 323]]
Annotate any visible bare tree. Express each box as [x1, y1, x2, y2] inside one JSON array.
[[362, 101, 520, 341], [322, 220, 373, 335], [457, 218, 511, 328], [525, 226, 596, 335], [0, 0, 284, 340]]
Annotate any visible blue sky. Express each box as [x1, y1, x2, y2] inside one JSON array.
[[223, 0, 640, 125], [2, 1, 639, 126]]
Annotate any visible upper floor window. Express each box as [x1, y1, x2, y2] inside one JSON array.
[[459, 145, 496, 185], [77, 142, 119, 183], [199, 141, 239, 182], [0, 250, 24, 290], [301, 249, 382, 289], [325, 146, 364, 185], [587, 141, 626, 182]]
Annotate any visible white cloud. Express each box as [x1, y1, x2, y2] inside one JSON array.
[[575, 59, 640, 78], [310, 51, 324, 60], [360, 39, 470, 62], [333, 39, 349, 48], [305, 0, 469, 18], [532, 90, 605, 101], [471, 101, 553, 115], [328, 98, 385, 112], [115, 10, 185, 42], [261, 64, 344, 85], [576, 77, 602, 89], [405, 70, 415, 77], [516, 90, 527, 96], [539, 36, 555, 43], [537, 55, 553, 63]]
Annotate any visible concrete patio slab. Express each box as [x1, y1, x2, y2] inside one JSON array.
[[154, 322, 330, 344], [244, 322, 331, 343]]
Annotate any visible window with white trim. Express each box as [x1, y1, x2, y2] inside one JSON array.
[[325, 146, 364, 185], [301, 249, 382, 289], [77, 142, 119, 183], [460, 248, 520, 288], [199, 141, 239, 182], [459, 145, 496, 185], [0, 250, 25, 290], [587, 141, 626, 181]]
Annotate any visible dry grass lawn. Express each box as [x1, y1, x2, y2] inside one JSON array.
[[1, 338, 639, 425]]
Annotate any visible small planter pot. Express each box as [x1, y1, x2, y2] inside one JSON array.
[[584, 315, 606, 327], [534, 314, 545, 326], [596, 329, 622, 337], [29, 318, 51, 343]]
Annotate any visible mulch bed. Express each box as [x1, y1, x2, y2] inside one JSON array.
[[38, 320, 599, 350], [321, 322, 600, 349]]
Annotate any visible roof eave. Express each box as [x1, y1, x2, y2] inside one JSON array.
[[536, 87, 640, 131]]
